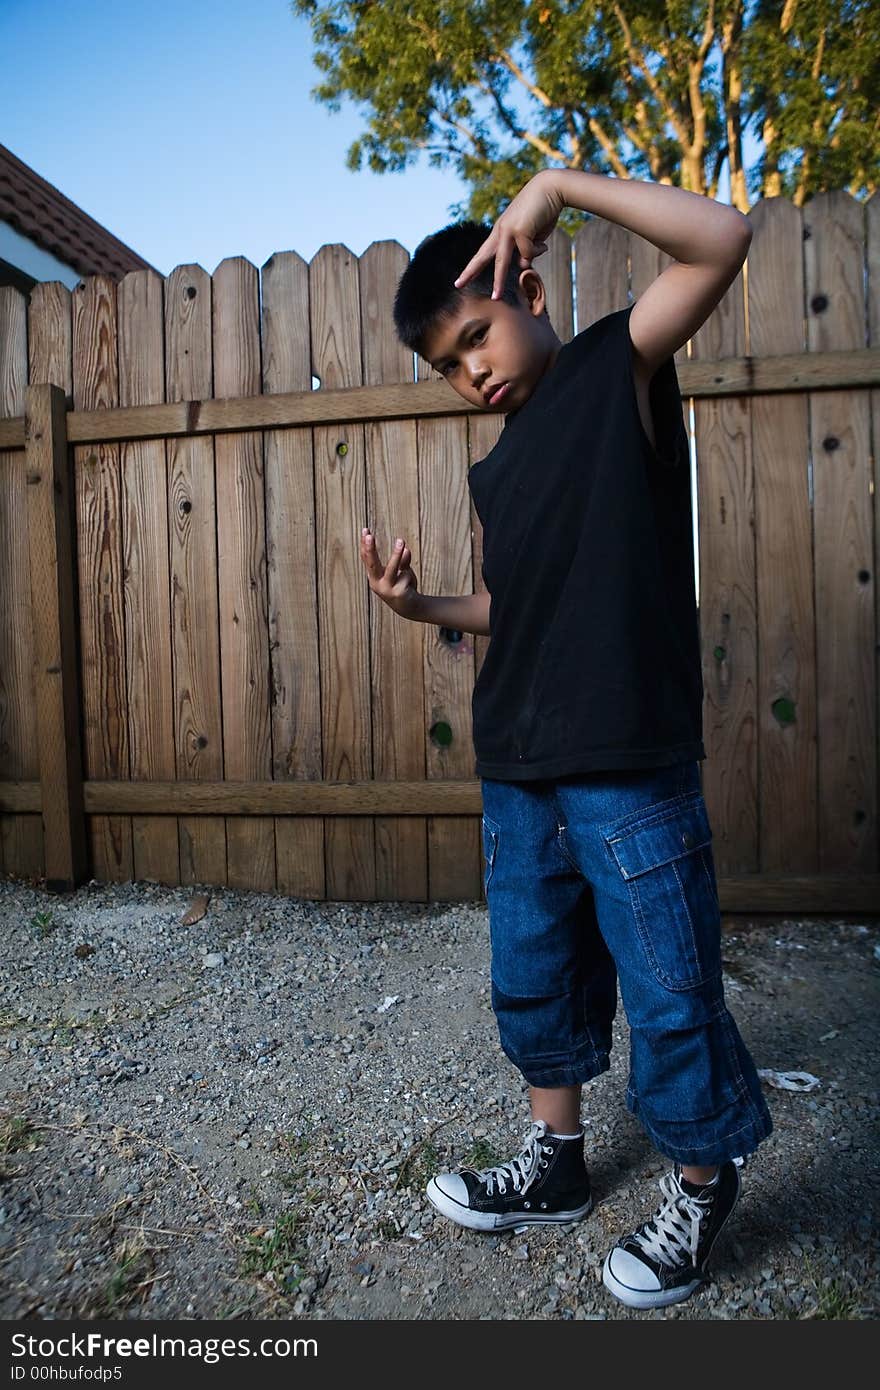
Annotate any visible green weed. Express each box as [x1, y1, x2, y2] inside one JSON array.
[[374, 1216, 401, 1240], [463, 1138, 502, 1171], [241, 1211, 307, 1289], [30, 911, 57, 938], [0, 1113, 38, 1158], [89, 1238, 156, 1317], [801, 1253, 869, 1320], [394, 1140, 439, 1191], [811, 1275, 866, 1320]]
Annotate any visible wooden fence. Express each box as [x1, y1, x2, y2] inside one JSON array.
[[1, 191, 878, 909]]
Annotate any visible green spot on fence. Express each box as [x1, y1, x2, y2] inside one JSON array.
[[713, 645, 726, 662], [772, 697, 796, 727], [430, 721, 453, 748]]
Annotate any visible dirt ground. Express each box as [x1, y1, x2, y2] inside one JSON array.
[[0, 879, 878, 1322]]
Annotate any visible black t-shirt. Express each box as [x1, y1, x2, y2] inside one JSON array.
[[467, 302, 705, 780]]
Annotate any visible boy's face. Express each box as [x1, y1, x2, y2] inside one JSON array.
[[421, 273, 559, 415]]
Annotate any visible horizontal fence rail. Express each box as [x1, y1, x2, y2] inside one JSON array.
[[1, 347, 878, 451], [1, 190, 879, 907]]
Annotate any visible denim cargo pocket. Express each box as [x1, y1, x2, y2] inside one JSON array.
[[481, 814, 500, 894], [601, 790, 722, 991]]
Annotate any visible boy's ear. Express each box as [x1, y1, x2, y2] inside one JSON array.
[[518, 268, 547, 317]]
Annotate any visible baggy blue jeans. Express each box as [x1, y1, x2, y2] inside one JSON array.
[[480, 760, 773, 1166]]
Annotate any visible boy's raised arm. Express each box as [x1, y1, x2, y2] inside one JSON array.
[[457, 169, 752, 374]]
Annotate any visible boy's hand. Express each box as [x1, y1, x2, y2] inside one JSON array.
[[360, 528, 423, 620], [454, 169, 566, 300]]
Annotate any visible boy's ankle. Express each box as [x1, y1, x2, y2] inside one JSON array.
[[680, 1164, 719, 1186]]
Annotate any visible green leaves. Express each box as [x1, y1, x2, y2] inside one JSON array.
[[291, 1, 877, 215]]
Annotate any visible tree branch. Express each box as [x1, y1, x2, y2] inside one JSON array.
[[587, 115, 629, 178], [436, 109, 487, 157], [708, 142, 728, 200], [497, 49, 554, 109], [476, 78, 526, 141], [698, 0, 716, 62], [611, 1, 691, 149], [685, 0, 716, 175], [564, 109, 582, 165]]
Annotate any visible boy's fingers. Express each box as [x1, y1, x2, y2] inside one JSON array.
[[384, 538, 404, 582], [360, 529, 377, 574], [361, 529, 388, 583], [492, 233, 513, 299]]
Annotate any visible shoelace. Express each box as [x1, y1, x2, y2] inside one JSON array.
[[471, 1121, 554, 1197], [628, 1170, 715, 1269]]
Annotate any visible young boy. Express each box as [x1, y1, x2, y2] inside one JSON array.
[[359, 169, 772, 1310]]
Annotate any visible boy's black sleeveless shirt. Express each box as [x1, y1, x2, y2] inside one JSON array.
[[466, 303, 705, 780]]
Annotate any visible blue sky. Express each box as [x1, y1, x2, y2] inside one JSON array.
[[2, 0, 744, 278], [1, 0, 471, 275]]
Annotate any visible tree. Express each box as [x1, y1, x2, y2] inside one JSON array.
[[291, 0, 879, 219]]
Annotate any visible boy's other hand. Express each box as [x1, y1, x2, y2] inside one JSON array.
[[454, 170, 565, 300], [360, 528, 423, 620]]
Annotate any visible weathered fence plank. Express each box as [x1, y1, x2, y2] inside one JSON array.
[[467, 415, 503, 685], [541, 228, 574, 345], [118, 268, 179, 884], [574, 218, 628, 326], [467, 412, 502, 904], [804, 192, 875, 871], [71, 275, 132, 881], [747, 197, 818, 873], [867, 193, 880, 869], [213, 258, 275, 890], [165, 264, 227, 887], [418, 414, 480, 899], [691, 255, 757, 871], [261, 250, 325, 900], [0, 287, 42, 878], [310, 244, 375, 900], [23, 384, 87, 890], [25, 284, 76, 880], [361, 240, 429, 901]]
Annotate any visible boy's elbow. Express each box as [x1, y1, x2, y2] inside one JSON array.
[[719, 212, 752, 269], [730, 211, 752, 251]]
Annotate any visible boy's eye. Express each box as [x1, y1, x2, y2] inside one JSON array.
[[472, 328, 487, 344]]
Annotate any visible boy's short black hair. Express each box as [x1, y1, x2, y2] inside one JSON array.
[[393, 220, 523, 360]]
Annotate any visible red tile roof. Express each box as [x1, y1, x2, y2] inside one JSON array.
[[0, 142, 160, 281]]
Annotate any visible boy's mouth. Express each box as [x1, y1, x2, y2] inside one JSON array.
[[485, 382, 510, 407]]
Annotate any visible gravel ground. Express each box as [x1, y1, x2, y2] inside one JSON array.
[[1, 872, 877, 1322]]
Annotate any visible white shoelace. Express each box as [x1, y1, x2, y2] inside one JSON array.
[[472, 1121, 553, 1197], [629, 1171, 715, 1269]]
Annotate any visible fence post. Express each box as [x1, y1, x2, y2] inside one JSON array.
[[24, 382, 88, 891]]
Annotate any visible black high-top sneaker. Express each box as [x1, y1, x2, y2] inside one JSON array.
[[426, 1120, 592, 1232], [602, 1160, 741, 1309]]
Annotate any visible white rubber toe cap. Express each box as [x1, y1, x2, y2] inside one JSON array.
[[431, 1173, 469, 1205], [605, 1247, 662, 1293]]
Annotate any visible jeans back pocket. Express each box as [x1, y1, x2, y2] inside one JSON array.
[[601, 791, 722, 991]]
